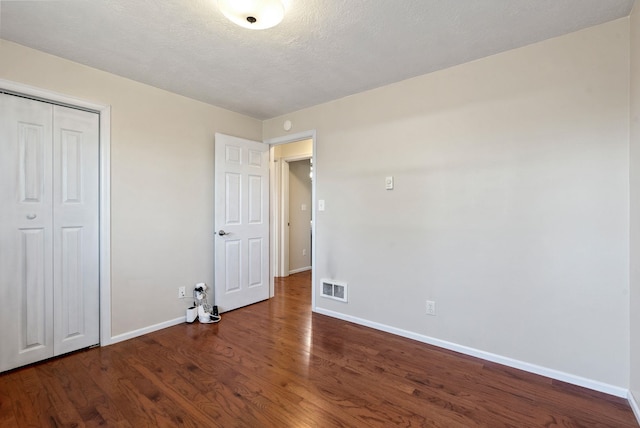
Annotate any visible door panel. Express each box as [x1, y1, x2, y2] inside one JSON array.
[[248, 237, 263, 287], [60, 128, 83, 202], [60, 227, 83, 337], [225, 173, 241, 224], [248, 175, 263, 223], [215, 133, 269, 312], [224, 239, 241, 292], [53, 105, 99, 355], [20, 229, 48, 349], [19, 122, 47, 202], [0, 94, 54, 372]]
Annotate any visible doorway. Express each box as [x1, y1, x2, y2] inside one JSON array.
[[286, 158, 312, 275], [267, 131, 316, 310]]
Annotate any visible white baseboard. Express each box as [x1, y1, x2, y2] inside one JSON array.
[[629, 390, 640, 425], [314, 307, 628, 398], [289, 266, 311, 275], [107, 316, 185, 345]]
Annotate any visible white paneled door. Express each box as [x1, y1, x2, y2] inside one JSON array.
[[214, 133, 270, 313], [0, 94, 99, 372]]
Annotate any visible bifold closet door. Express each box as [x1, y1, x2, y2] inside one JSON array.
[[52, 104, 100, 356], [0, 94, 99, 372], [0, 94, 55, 371]]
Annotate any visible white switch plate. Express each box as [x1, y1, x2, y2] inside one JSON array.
[[301, 203, 307, 211], [318, 200, 325, 211], [385, 176, 394, 190], [426, 300, 436, 316]]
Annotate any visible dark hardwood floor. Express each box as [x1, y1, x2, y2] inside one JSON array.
[[1, 270, 638, 427]]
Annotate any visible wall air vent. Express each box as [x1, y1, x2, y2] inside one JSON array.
[[321, 279, 348, 302]]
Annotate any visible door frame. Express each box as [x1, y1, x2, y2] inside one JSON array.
[[0, 79, 113, 346], [265, 130, 317, 311]]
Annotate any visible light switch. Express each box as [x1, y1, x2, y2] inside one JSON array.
[[318, 200, 325, 211], [385, 176, 394, 190], [301, 204, 307, 211]]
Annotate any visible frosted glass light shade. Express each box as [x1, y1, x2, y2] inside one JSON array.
[[218, 0, 285, 30]]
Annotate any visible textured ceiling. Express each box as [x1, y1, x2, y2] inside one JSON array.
[[0, 0, 635, 119]]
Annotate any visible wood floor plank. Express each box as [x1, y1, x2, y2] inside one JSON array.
[[0, 270, 638, 427], [19, 361, 86, 427], [0, 372, 35, 427]]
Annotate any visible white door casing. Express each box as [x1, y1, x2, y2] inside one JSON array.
[[0, 94, 100, 372], [214, 133, 270, 313], [281, 160, 290, 277]]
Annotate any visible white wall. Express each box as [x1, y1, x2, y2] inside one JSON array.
[[629, 1, 640, 414], [265, 19, 631, 389], [288, 160, 312, 272], [0, 40, 262, 337]]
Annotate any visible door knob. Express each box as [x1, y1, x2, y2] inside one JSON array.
[[218, 230, 230, 236], [26, 214, 37, 220]]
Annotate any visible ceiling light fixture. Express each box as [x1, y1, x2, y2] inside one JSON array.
[[217, 0, 285, 30]]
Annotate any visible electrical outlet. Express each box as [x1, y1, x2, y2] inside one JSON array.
[[426, 300, 436, 316], [178, 286, 186, 298]]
